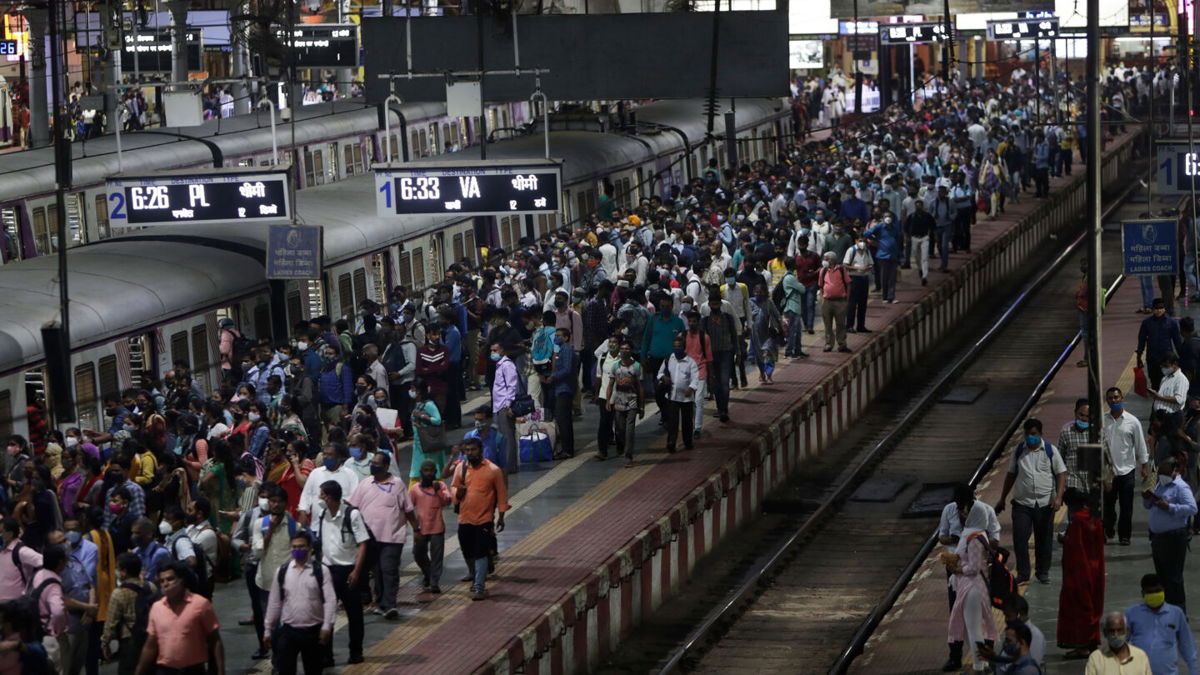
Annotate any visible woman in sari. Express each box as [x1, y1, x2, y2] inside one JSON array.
[[1057, 490, 1105, 658], [749, 283, 784, 384], [977, 149, 1006, 219], [199, 438, 239, 535]]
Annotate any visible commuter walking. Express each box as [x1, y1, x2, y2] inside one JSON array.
[[995, 419, 1066, 584]]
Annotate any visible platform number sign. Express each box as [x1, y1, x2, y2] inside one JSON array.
[[1155, 141, 1200, 195], [106, 168, 292, 227]]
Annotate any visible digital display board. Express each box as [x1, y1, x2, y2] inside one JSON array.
[[106, 168, 291, 227], [278, 24, 358, 68], [879, 22, 948, 44], [1155, 141, 1200, 195], [121, 29, 202, 72], [987, 17, 1058, 39], [374, 159, 562, 217], [0, 40, 16, 56]]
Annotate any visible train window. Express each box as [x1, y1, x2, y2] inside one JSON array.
[[238, 158, 254, 167], [352, 268, 368, 305], [337, 273, 353, 319], [450, 122, 460, 150], [191, 326, 210, 393], [370, 253, 388, 304], [327, 143, 339, 182], [538, 213, 552, 235], [419, 129, 428, 158], [304, 280, 325, 318], [576, 193, 588, 224], [411, 247, 426, 291], [98, 356, 118, 401], [389, 135, 400, 162], [313, 150, 326, 186], [1, 206, 21, 261], [344, 145, 355, 176], [353, 143, 363, 173], [0, 391, 11, 439], [31, 207, 49, 256], [452, 233, 464, 263], [170, 331, 189, 368], [67, 194, 85, 246], [410, 132, 420, 158], [398, 251, 412, 290], [619, 178, 632, 209], [73, 363, 98, 431], [287, 290, 303, 325], [303, 149, 316, 186], [463, 230, 476, 265]]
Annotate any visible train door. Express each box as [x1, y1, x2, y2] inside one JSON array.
[[23, 369, 46, 432], [126, 333, 155, 389], [93, 194, 112, 241], [0, 387, 12, 439], [66, 193, 86, 247], [0, 203, 23, 263], [190, 324, 212, 394], [430, 233, 445, 283], [326, 142, 340, 183], [72, 360, 99, 431]]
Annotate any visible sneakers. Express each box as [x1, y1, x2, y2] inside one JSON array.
[[472, 590, 486, 601], [838, 346, 852, 353], [384, 608, 400, 620]]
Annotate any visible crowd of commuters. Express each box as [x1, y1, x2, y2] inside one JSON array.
[[0, 55, 1179, 674]]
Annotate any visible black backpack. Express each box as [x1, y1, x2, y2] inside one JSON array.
[[15, 577, 61, 641], [170, 535, 213, 599], [316, 504, 375, 554], [226, 329, 255, 365], [966, 532, 1017, 609], [275, 560, 325, 605], [121, 581, 160, 646]]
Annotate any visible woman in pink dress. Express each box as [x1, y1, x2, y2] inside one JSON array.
[[946, 520, 1000, 671]]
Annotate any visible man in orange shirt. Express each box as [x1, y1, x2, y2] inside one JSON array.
[[135, 561, 224, 675], [450, 438, 509, 601]]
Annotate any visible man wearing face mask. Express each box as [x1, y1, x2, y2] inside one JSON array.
[[232, 484, 272, 660], [264, 532, 336, 675], [130, 518, 171, 584], [544, 328, 578, 459], [1147, 354, 1190, 459], [843, 236, 874, 334], [995, 419, 1066, 585], [450, 438, 509, 600], [310, 481, 369, 664], [1126, 573, 1197, 675], [1145, 457, 1198, 614], [348, 453, 415, 620], [1104, 387, 1151, 546], [297, 443, 361, 527], [462, 407, 506, 471], [1086, 611, 1152, 674]]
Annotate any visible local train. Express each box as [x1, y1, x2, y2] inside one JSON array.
[[0, 97, 789, 438]]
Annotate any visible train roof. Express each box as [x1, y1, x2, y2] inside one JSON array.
[[0, 100, 448, 203], [0, 98, 787, 373]]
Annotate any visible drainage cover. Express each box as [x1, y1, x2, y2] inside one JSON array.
[[850, 478, 907, 502], [904, 483, 958, 517], [940, 384, 988, 404]]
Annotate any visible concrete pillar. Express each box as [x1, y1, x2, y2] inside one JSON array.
[[231, 1, 251, 115], [22, 7, 48, 147], [167, 0, 188, 87], [973, 37, 984, 80], [958, 38, 970, 81], [103, 0, 122, 133]]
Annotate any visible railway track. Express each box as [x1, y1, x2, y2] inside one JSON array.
[[596, 175, 1153, 674]]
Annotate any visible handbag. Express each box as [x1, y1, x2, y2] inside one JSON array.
[[1133, 366, 1150, 398], [416, 403, 448, 452], [519, 424, 553, 463]]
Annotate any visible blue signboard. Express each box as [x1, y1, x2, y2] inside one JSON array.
[[266, 225, 322, 280], [1122, 219, 1178, 276]]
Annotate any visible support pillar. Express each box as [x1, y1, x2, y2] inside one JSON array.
[[167, 0, 188, 87], [22, 8, 48, 148]]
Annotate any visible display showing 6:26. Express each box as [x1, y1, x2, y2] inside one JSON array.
[[374, 159, 563, 217]]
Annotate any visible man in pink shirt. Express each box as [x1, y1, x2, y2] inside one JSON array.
[[409, 459, 452, 593], [0, 517, 42, 601], [136, 561, 224, 675], [683, 310, 712, 437], [346, 452, 417, 620], [264, 531, 336, 675]]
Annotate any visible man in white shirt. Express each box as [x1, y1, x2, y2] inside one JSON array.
[[312, 480, 370, 665], [1103, 386, 1151, 545], [1148, 353, 1189, 460], [299, 442, 362, 525], [995, 418, 1067, 585], [658, 336, 701, 454]]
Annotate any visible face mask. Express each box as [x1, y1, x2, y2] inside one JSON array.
[[674, 349, 686, 358], [65, 436, 78, 449], [1163, 367, 1174, 376], [1024, 435, 1041, 447], [1001, 641, 1019, 658], [608, 344, 620, 355], [291, 549, 310, 563], [159, 520, 172, 535], [1144, 591, 1166, 609], [65, 531, 82, 546], [349, 447, 363, 461], [130, 535, 145, 548], [323, 458, 338, 471], [109, 502, 124, 514], [856, 242, 866, 250], [297, 342, 308, 352], [490, 352, 501, 362], [248, 413, 261, 423], [409, 390, 418, 399], [1158, 474, 1174, 487], [1076, 420, 1089, 430], [1110, 402, 1123, 413], [420, 474, 435, 487], [553, 336, 565, 346], [468, 454, 483, 467], [258, 498, 269, 511], [1106, 634, 1127, 651], [322, 356, 336, 366], [5, 445, 17, 457]]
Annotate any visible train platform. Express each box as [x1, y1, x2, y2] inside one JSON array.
[[852, 252, 1200, 674], [179, 130, 1142, 675]]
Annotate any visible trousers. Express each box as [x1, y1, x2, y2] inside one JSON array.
[[1151, 529, 1189, 614], [912, 235, 930, 279], [614, 408, 638, 459], [1103, 471, 1136, 542], [554, 391, 575, 456], [846, 277, 869, 331], [597, 401, 615, 455], [369, 541, 403, 610], [709, 351, 734, 416], [663, 400, 695, 451], [1011, 501, 1054, 579], [324, 564, 363, 660], [274, 624, 323, 675], [412, 532, 445, 588], [821, 298, 848, 348]]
